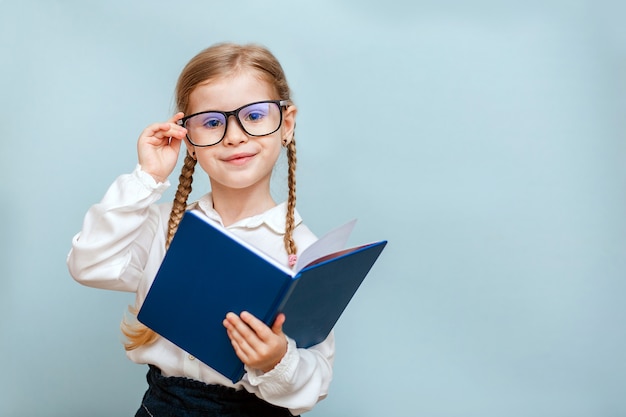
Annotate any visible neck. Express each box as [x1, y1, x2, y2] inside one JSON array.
[[210, 182, 276, 227]]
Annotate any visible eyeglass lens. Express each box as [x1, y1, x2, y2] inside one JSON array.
[[184, 101, 282, 146]]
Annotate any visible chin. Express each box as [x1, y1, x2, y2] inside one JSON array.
[[213, 176, 272, 192]]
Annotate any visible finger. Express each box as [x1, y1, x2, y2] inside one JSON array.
[[240, 311, 285, 336], [157, 126, 187, 143], [169, 134, 183, 153], [168, 111, 185, 124], [161, 120, 187, 137], [140, 122, 180, 140], [224, 313, 258, 344], [225, 326, 249, 353], [224, 317, 255, 360], [271, 313, 286, 335], [239, 311, 274, 341], [226, 330, 250, 363]]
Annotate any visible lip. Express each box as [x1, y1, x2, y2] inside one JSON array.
[[222, 152, 256, 166]]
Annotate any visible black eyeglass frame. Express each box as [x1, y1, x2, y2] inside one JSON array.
[[177, 100, 290, 147]]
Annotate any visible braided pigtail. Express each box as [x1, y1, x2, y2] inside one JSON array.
[[166, 153, 197, 247], [284, 136, 298, 267], [122, 153, 197, 351]]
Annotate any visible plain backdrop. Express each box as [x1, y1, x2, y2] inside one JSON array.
[[1, 0, 625, 416]]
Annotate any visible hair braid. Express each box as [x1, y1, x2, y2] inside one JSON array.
[[167, 153, 197, 248], [122, 153, 196, 350], [284, 136, 298, 263]]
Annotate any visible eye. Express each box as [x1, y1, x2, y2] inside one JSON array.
[[197, 113, 225, 130], [246, 111, 265, 122], [202, 117, 223, 129], [241, 104, 269, 123]]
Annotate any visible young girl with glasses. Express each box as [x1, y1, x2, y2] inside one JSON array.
[[67, 42, 333, 417]]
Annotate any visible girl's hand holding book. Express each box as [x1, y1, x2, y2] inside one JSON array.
[[223, 311, 288, 373]]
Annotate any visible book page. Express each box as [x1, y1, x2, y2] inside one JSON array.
[[295, 219, 357, 272]]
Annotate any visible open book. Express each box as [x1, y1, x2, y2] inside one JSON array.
[[138, 210, 387, 383]]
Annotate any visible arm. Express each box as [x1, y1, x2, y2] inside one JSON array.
[[67, 114, 188, 291]]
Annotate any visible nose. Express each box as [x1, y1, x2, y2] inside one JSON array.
[[222, 115, 249, 146]]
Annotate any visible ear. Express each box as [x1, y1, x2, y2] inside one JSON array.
[[281, 104, 297, 145]]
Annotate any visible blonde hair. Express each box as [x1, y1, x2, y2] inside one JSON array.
[[122, 43, 299, 350]]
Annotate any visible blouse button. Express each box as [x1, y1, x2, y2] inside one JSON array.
[[188, 354, 195, 361]]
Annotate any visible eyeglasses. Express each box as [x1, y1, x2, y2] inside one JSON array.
[[178, 100, 289, 147]]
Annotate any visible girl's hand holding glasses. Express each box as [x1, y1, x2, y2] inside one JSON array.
[[137, 112, 188, 183]]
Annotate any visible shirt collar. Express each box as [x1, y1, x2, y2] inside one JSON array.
[[194, 193, 302, 235]]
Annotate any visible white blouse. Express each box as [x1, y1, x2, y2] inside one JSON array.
[[67, 165, 334, 415]]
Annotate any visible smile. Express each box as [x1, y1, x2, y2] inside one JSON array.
[[223, 152, 256, 166]]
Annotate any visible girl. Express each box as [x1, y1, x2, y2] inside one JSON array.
[[67, 43, 334, 417]]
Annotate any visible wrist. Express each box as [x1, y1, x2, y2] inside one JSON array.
[[261, 337, 288, 373], [134, 165, 170, 190], [137, 165, 167, 184]]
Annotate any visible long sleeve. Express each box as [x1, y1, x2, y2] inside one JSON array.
[[244, 333, 335, 415], [67, 165, 171, 292]]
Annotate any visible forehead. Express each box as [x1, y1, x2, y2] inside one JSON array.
[[188, 71, 277, 113]]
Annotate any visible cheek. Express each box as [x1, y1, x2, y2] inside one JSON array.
[[194, 149, 219, 174], [267, 139, 284, 162]]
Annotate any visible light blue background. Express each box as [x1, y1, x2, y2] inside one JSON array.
[[2, 1, 625, 416]]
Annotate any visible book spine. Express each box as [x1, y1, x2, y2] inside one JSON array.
[[263, 275, 298, 325], [274, 274, 302, 316]]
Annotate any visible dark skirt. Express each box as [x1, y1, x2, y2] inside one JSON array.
[[135, 365, 297, 417]]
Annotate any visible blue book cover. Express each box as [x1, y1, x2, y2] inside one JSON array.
[[137, 210, 387, 383]]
